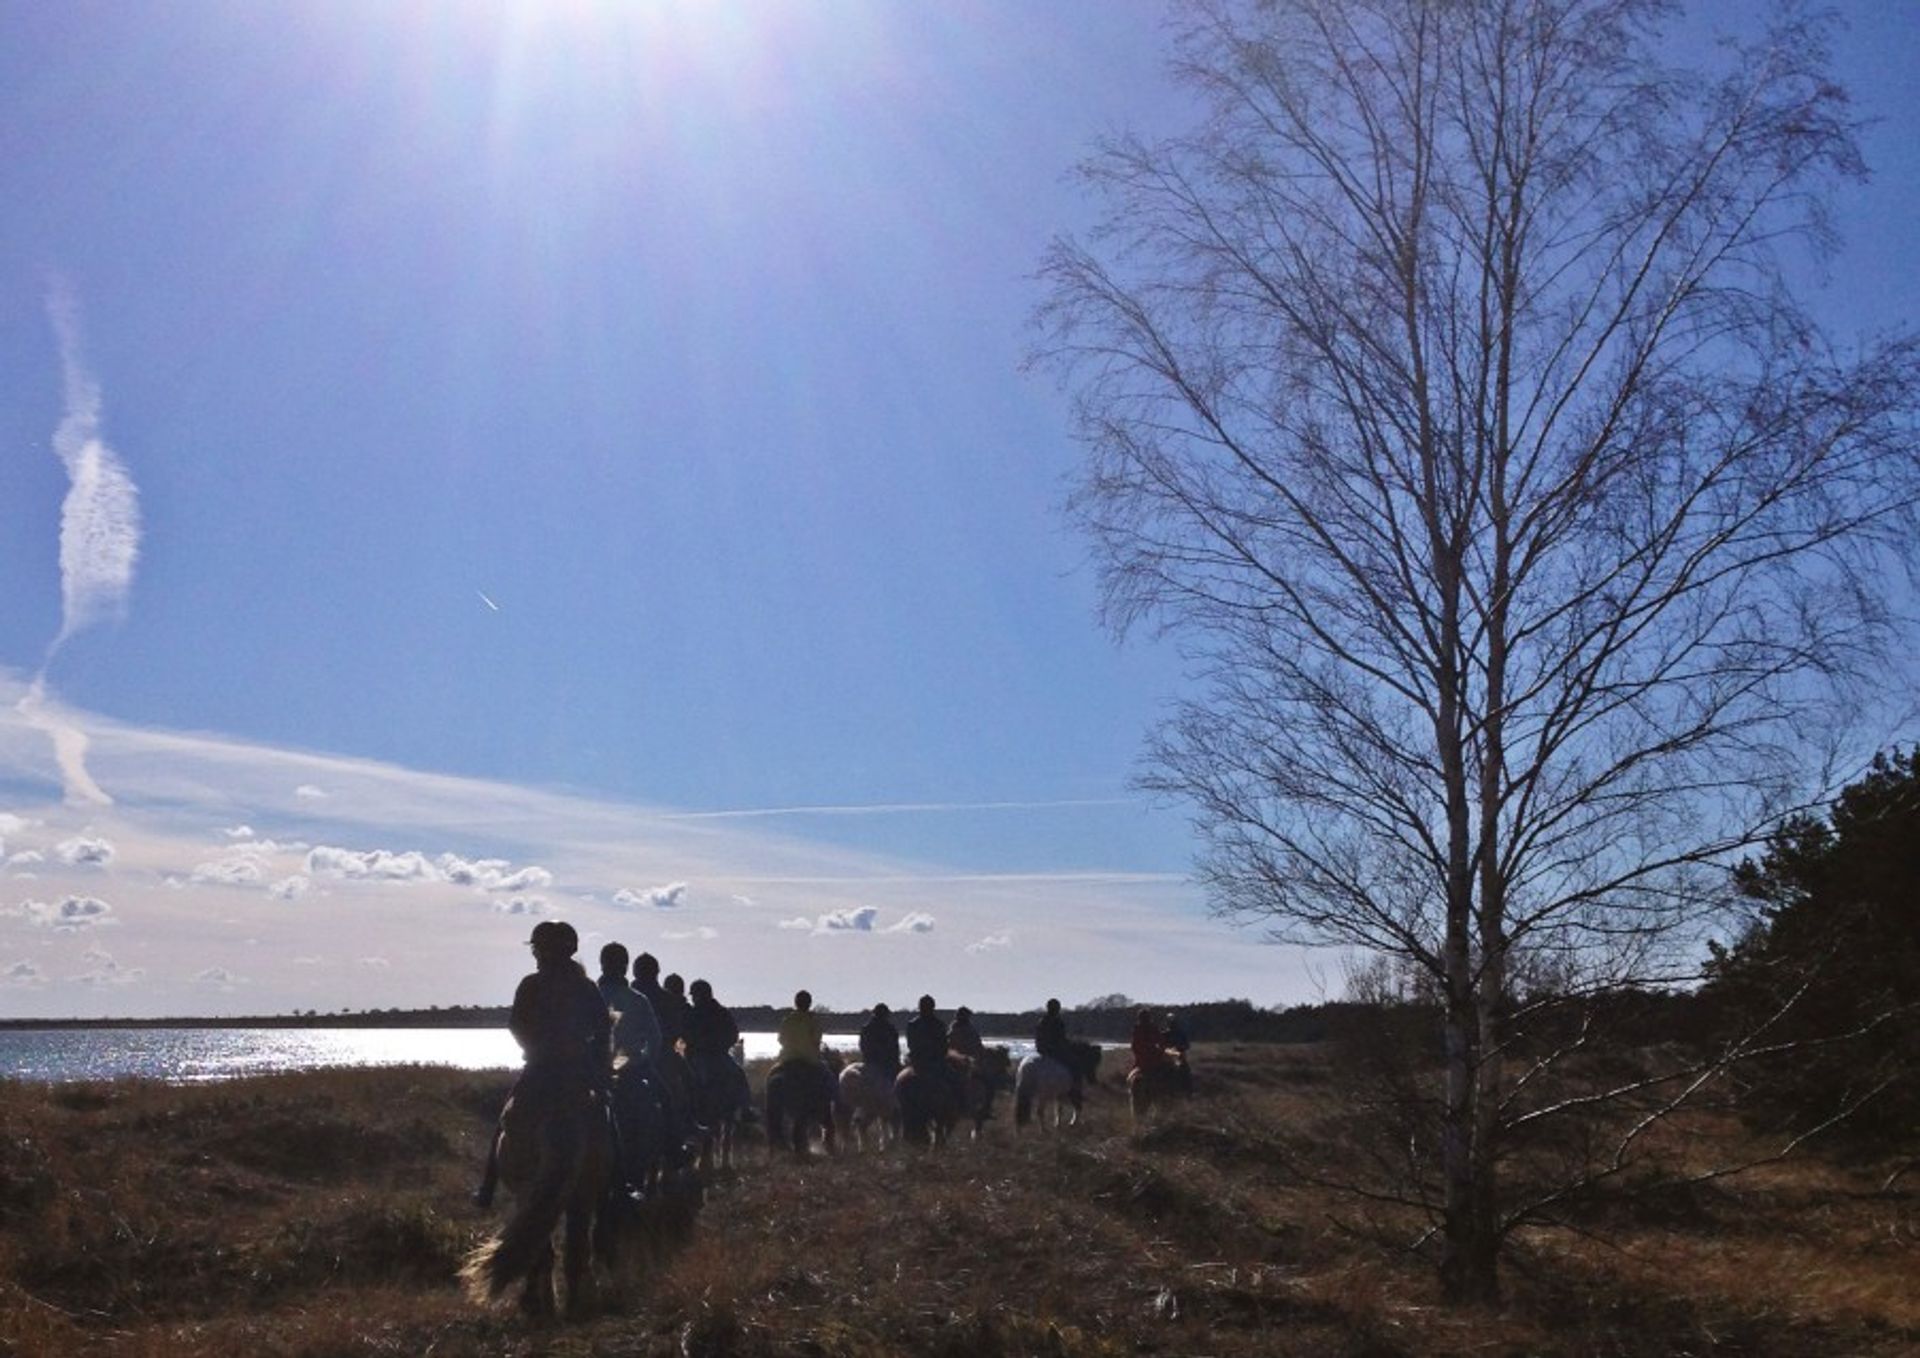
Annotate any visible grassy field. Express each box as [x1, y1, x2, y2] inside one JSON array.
[[0, 1044, 1913, 1357]]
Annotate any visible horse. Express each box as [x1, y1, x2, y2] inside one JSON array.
[[765, 1057, 840, 1155], [836, 1060, 901, 1150], [1126, 1055, 1188, 1123], [960, 1046, 1013, 1138], [463, 1080, 616, 1318], [895, 1056, 965, 1146], [895, 1051, 1008, 1146], [1014, 1040, 1103, 1130], [687, 1049, 750, 1174]]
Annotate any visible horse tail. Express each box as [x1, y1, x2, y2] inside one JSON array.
[[463, 1115, 582, 1302]]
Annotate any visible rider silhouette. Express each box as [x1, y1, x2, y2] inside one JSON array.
[[1035, 997, 1084, 1103], [683, 978, 750, 1112], [859, 1002, 902, 1079], [598, 942, 662, 1068], [947, 1005, 986, 1061], [907, 994, 962, 1102], [597, 942, 664, 1188], [474, 920, 609, 1207], [1130, 1007, 1171, 1072], [776, 988, 836, 1112], [1164, 1009, 1193, 1095]]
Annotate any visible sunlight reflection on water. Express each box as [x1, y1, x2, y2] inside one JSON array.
[[0, 1028, 1045, 1083]]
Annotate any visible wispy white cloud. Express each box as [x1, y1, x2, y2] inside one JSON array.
[[493, 896, 548, 916], [777, 917, 812, 931], [191, 855, 265, 886], [4, 959, 44, 985], [656, 798, 1134, 821], [357, 956, 390, 969], [0, 671, 1315, 1017], [193, 966, 240, 988], [663, 925, 718, 941], [46, 285, 141, 651], [74, 946, 141, 985], [967, 933, 1013, 954], [222, 825, 255, 840], [613, 881, 689, 910], [295, 784, 328, 800], [885, 911, 936, 934], [268, 875, 309, 901]]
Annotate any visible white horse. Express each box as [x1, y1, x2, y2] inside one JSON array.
[[1014, 1042, 1100, 1130], [836, 1061, 900, 1150]]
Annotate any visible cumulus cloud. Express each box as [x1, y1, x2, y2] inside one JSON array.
[[193, 966, 239, 988], [816, 906, 879, 933], [74, 946, 141, 985], [493, 896, 549, 916], [8, 850, 45, 869], [55, 835, 115, 866], [302, 845, 551, 893], [886, 911, 936, 934], [4, 959, 44, 985], [438, 854, 553, 892], [222, 825, 255, 840], [0, 814, 30, 837], [663, 926, 718, 941], [191, 855, 265, 886], [777, 917, 813, 931], [967, 933, 1013, 954], [307, 845, 438, 882], [295, 784, 328, 800], [25, 895, 114, 931], [268, 875, 309, 901], [612, 881, 689, 911]]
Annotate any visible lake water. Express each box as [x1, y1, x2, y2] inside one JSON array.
[[0, 1028, 1047, 1084]]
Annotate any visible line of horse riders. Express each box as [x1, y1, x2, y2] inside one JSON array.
[[475, 919, 1196, 1207]]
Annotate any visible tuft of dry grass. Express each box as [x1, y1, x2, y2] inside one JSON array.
[[0, 1047, 1913, 1357]]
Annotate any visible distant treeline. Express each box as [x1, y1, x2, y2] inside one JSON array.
[[1, 997, 1364, 1043]]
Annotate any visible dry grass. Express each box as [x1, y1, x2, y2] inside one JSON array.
[[0, 1046, 1912, 1357]]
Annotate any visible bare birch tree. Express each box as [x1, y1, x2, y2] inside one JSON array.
[[1035, 0, 1918, 1302]]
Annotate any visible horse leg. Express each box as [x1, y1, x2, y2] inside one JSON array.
[[521, 1239, 557, 1318], [562, 1198, 594, 1317]]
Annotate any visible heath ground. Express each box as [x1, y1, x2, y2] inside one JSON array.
[[1, 1043, 1913, 1357]]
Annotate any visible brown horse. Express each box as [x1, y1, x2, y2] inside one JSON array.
[[897, 1052, 1007, 1145], [463, 1083, 616, 1318], [1127, 1056, 1188, 1123]]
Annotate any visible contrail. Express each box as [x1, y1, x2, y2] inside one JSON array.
[[477, 591, 500, 612], [15, 284, 141, 805], [45, 284, 141, 653], [15, 678, 112, 806], [655, 798, 1136, 821]]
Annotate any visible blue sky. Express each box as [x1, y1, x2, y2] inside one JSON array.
[[1, 2, 1913, 1017]]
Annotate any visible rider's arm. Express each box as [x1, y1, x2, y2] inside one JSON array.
[[631, 992, 663, 1066]]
